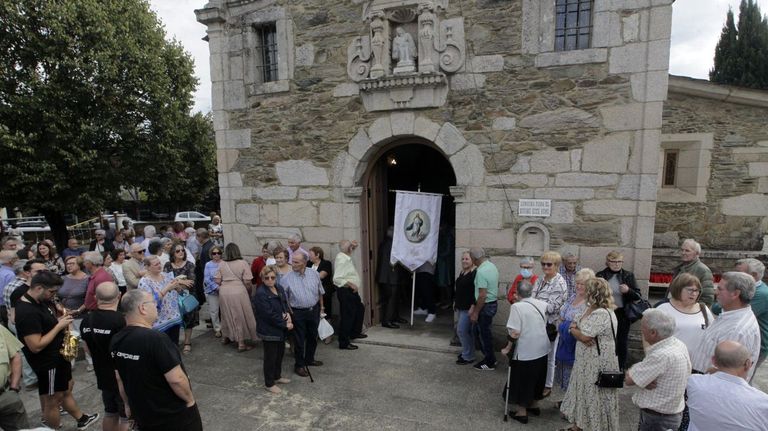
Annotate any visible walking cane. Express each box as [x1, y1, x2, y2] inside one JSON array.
[[503, 362, 511, 421]]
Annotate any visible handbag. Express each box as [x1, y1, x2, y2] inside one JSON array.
[[594, 309, 624, 388], [178, 291, 200, 314], [625, 297, 651, 323]]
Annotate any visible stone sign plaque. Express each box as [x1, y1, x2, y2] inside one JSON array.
[[519, 199, 551, 217]]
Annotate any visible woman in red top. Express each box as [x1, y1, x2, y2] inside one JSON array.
[[251, 243, 270, 288], [508, 257, 538, 304]]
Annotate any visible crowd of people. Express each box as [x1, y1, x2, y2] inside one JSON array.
[[0, 226, 767, 430]]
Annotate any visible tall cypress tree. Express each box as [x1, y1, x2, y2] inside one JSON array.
[[710, 0, 768, 89]]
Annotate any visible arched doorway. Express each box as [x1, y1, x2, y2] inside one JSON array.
[[361, 139, 457, 327]]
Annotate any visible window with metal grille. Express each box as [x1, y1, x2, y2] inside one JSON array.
[[554, 0, 592, 51], [662, 150, 678, 187], [256, 24, 278, 83]]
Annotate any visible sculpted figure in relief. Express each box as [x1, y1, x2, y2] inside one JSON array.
[[392, 27, 417, 71]]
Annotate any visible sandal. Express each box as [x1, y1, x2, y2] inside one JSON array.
[[214, 331, 222, 338], [541, 387, 552, 398], [182, 344, 192, 354], [237, 345, 253, 353]]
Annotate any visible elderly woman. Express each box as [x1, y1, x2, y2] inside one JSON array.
[[111, 230, 129, 252], [204, 245, 223, 338], [164, 243, 198, 354], [157, 237, 174, 267], [253, 265, 293, 394], [274, 249, 292, 281], [560, 277, 620, 431], [672, 238, 714, 306], [107, 248, 127, 294], [89, 229, 114, 254], [502, 281, 550, 424], [138, 255, 190, 344], [596, 250, 641, 369], [455, 251, 477, 365], [214, 243, 258, 352], [208, 215, 224, 247], [555, 268, 594, 392], [532, 250, 568, 398], [507, 257, 538, 304], [656, 273, 714, 359], [36, 240, 65, 275], [140, 225, 157, 256]]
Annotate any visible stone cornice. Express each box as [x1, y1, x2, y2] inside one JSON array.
[[668, 75, 768, 109]]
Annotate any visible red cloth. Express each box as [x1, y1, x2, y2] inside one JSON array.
[[507, 274, 538, 304], [85, 267, 114, 310], [250, 256, 266, 286]]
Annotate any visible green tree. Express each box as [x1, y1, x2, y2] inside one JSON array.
[[0, 0, 216, 250], [710, 0, 768, 89]]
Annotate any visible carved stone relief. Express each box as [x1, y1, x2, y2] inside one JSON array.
[[347, 0, 466, 112]]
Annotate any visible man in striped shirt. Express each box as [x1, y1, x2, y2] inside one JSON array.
[[280, 252, 324, 377]]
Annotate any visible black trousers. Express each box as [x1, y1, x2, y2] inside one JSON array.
[[322, 287, 335, 320], [138, 403, 202, 431], [415, 272, 436, 314], [379, 283, 399, 323], [292, 306, 319, 369], [263, 340, 285, 387], [337, 287, 364, 348], [614, 308, 631, 369]]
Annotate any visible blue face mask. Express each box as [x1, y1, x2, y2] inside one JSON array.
[[520, 268, 532, 278]]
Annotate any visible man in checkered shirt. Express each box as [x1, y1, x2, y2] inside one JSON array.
[[625, 309, 691, 431]]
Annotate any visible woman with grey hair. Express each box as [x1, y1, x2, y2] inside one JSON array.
[[209, 215, 224, 247], [138, 255, 188, 344], [502, 281, 550, 424], [89, 229, 114, 254], [507, 257, 538, 304]]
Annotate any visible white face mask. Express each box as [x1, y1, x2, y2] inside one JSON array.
[[520, 268, 532, 279], [266, 257, 276, 265]]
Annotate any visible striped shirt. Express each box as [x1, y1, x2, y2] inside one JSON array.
[[690, 306, 760, 380], [281, 267, 325, 309]]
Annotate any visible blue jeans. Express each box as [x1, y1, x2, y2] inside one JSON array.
[[474, 301, 497, 365], [457, 310, 475, 361]]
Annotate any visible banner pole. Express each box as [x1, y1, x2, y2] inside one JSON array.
[[410, 271, 416, 327]]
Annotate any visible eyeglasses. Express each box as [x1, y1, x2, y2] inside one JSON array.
[[211, 251, 222, 255], [541, 262, 554, 267], [683, 287, 701, 294], [263, 276, 276, 280], [135, 249, 145, 254], [608, 260, 623, 264], [174, 249, 184, 254]]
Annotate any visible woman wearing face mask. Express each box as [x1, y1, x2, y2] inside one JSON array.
[[508, 257, 538, 304]]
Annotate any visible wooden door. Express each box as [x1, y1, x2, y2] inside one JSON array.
[[361, 157, 388, 326]]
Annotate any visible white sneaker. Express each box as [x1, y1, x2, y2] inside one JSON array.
[[413, 308, 428, 316], [425, 313, 436, 323]]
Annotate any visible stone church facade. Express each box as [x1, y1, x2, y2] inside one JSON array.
[[195, 0, 767, 326]]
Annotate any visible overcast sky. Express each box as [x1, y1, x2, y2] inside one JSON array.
[[149, 0, 768, 113]]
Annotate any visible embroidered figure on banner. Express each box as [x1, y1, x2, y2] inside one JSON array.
[[404, 210, 429, 243]]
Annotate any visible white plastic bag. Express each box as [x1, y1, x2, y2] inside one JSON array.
[[318, 318, 334, 340]]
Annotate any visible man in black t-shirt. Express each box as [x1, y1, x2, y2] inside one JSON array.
[[111, 289, 202, 431], [15, 271, 99, 429], [80, 282, 126, 431]]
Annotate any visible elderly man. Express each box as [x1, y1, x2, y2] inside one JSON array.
[[111, 290, 201, 431], [470, 247, 499, 371], [691, 271, 760, 380], [558, 251, 582, 301], [0, 321, 29, 430], [625, 309, 691, 431], [62, 238, 85, 259], [672, 238, 714, 306], [84, 251, 114, 311], [687, 341, 768, 430], [280, 252, 325, 377], [80, 282, 127, 431], [123, 243, 145, 291], [90, 230, 114, 254], [731, 258, 768, 377], [287, 234, 309, 261], [139, 225, 157, 257], [16, 271, 99, 429], [1, 238, 19, 252], [0, 250, 18, 326], [334, 240, 366, 350]]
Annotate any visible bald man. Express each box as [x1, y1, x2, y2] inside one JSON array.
[[687, 341, 768, 431], [80, 282, 127, 431], [111, 290, 201, 431]]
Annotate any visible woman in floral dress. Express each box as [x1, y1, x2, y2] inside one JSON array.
[[560, 277, 620, 431]]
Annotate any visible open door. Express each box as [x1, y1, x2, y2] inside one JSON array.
[[361, 157, 388, 326]]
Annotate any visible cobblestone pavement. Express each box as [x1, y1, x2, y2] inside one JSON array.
[[18, 317, 768, 431]]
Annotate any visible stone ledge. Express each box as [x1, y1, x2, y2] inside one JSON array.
[[668, 75, 768, 108], [535, 48, 608, 68]]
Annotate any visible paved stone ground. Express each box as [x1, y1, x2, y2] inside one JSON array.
[[18, 312, 768, 431]]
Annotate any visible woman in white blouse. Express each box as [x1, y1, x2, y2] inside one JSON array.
[[656, 273, 715, 359]]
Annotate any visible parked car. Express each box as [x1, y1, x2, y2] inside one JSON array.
[[174, 211, 211, 223], [15, 219, 50, 232], [93, 214, 135, 230]]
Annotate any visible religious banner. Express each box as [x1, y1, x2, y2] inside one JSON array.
[[390, 191, 442, 271]]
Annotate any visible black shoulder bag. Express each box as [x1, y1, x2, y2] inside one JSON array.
[[594, 310, 624, 388], [533, 280, 559, 341]]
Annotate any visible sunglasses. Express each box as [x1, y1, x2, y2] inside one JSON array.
[[263, 275, 276, 280], [175, 249, 184, 253], [541, 262, 554, 267], [211, 251, 222, 255]]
